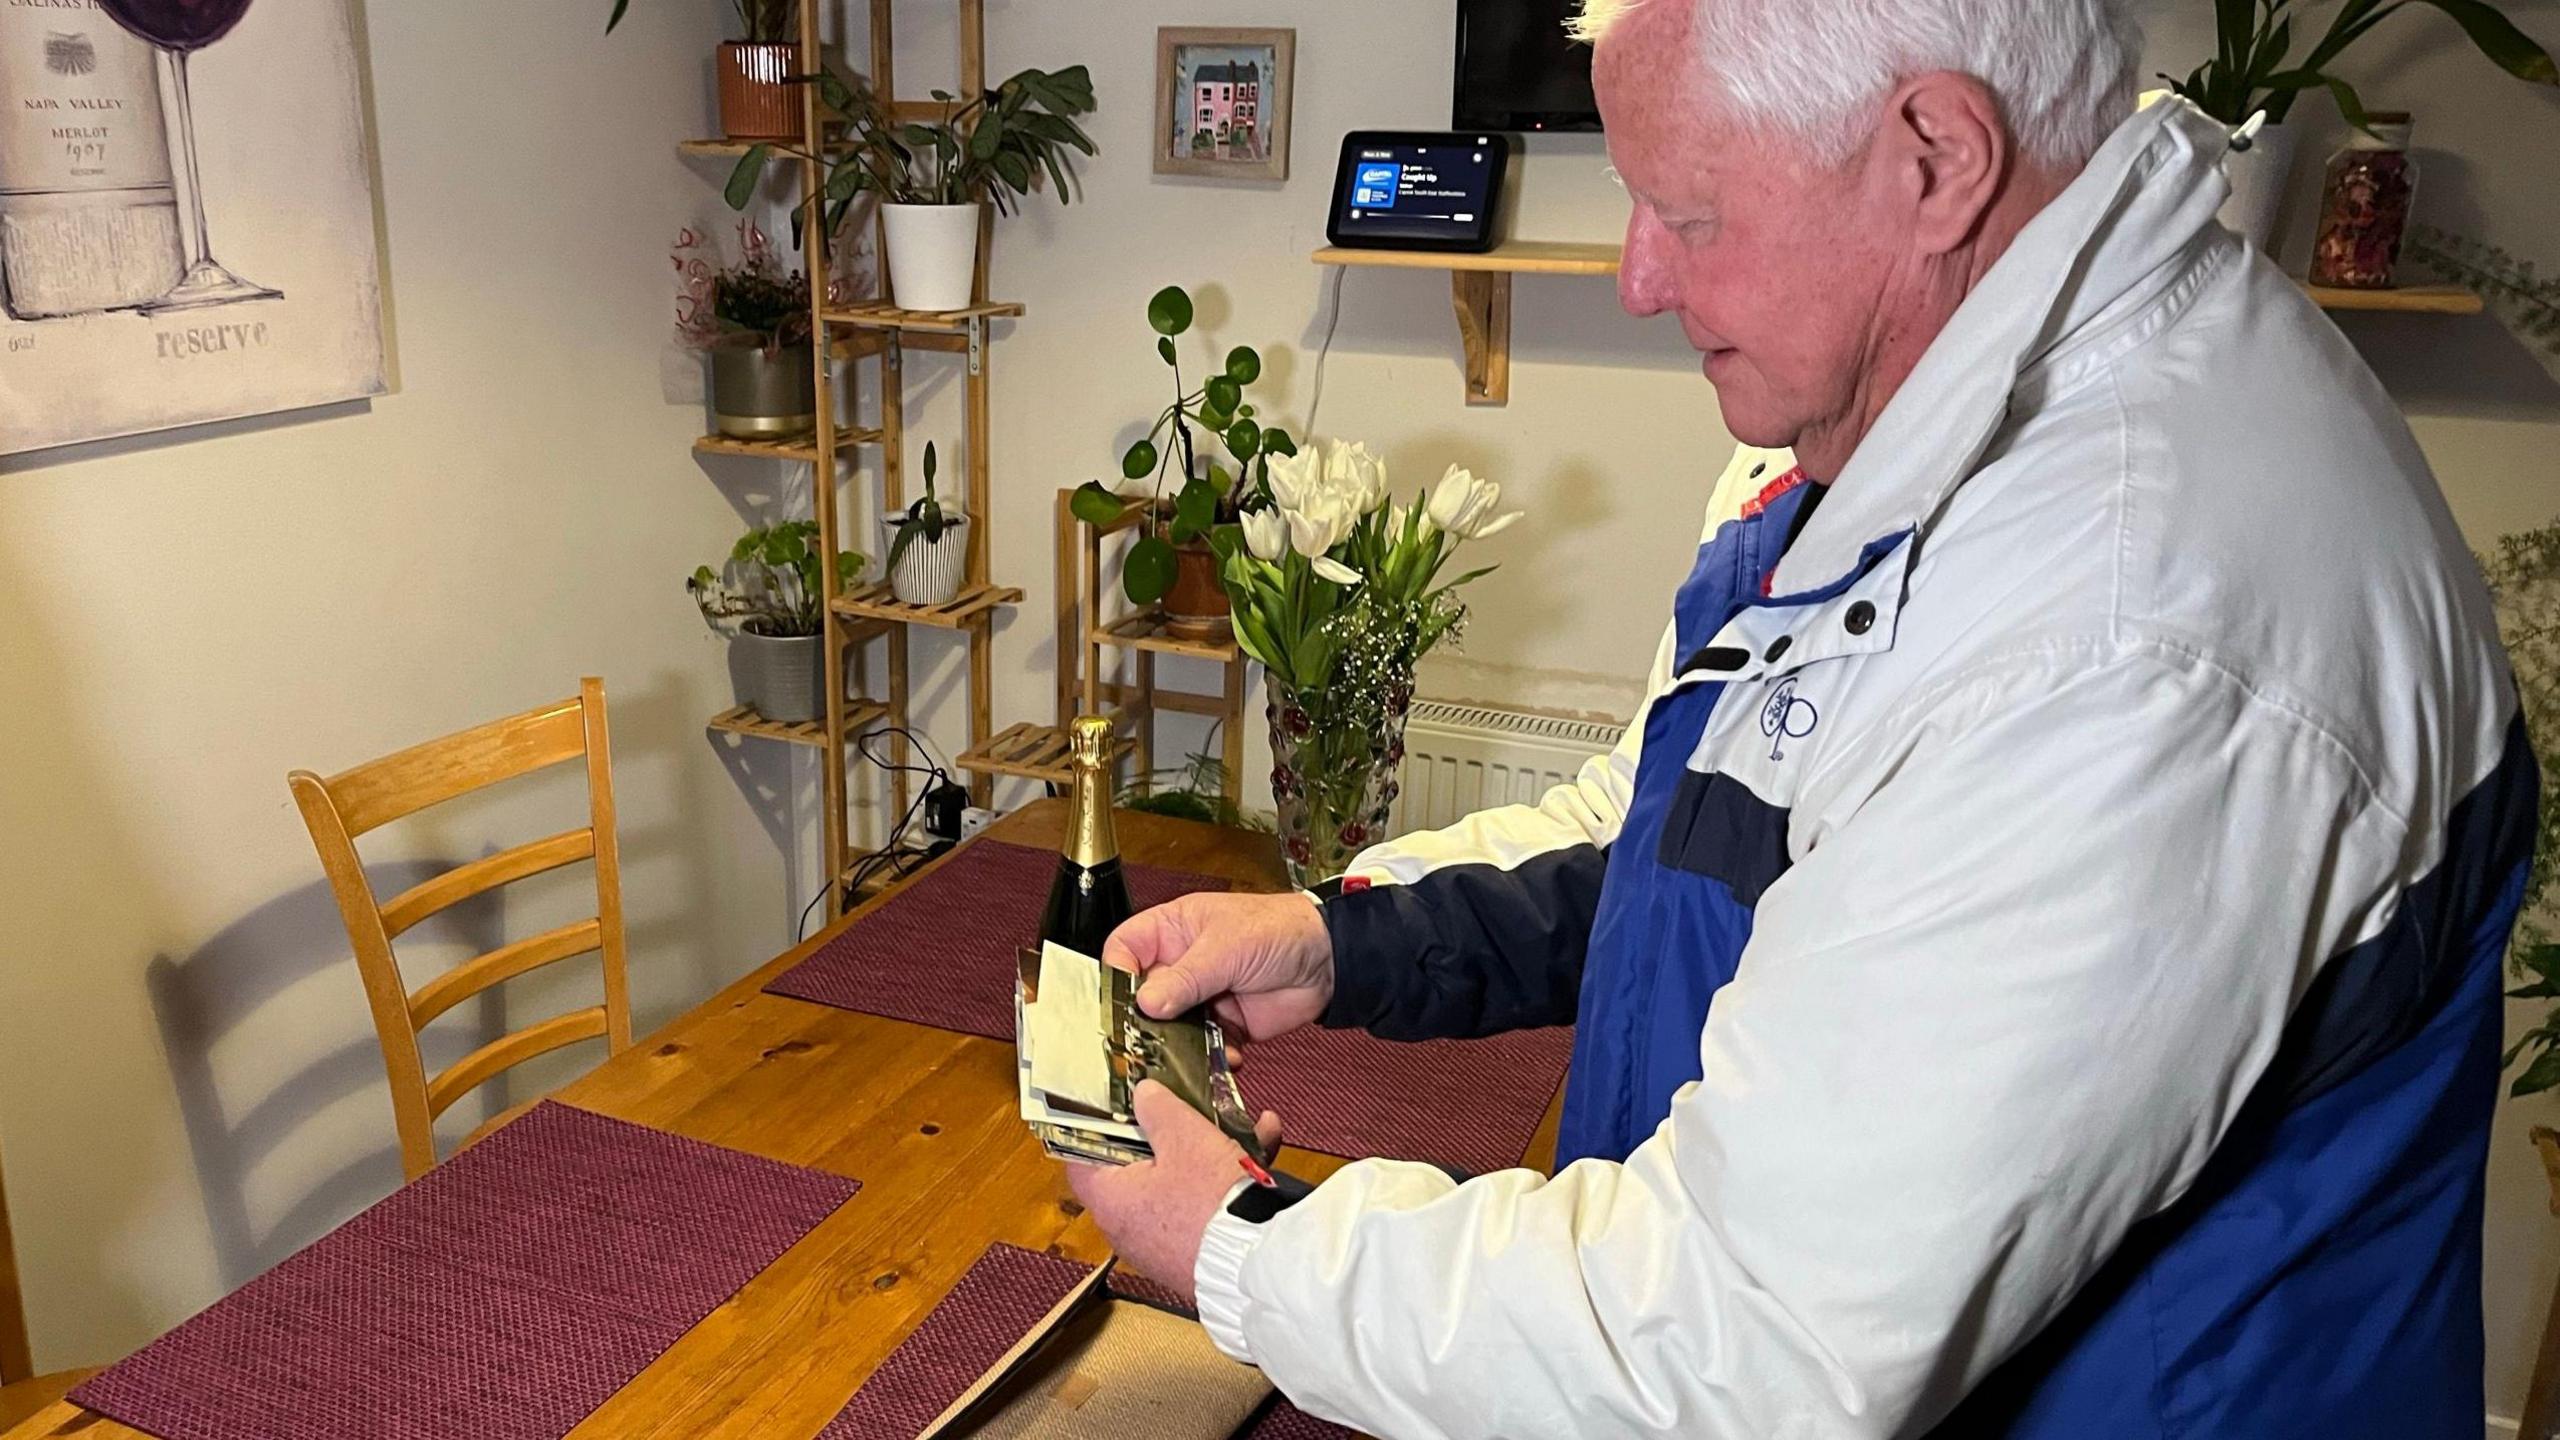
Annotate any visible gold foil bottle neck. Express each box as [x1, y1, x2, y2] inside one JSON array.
[[1066, 716, 1119, 867]]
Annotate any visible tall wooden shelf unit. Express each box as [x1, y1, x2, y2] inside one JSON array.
[[688, 0, 1020, 924]]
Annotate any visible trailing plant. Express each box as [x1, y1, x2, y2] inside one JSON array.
[[2488, 518, 2560, 1098], [672, 223, 811, 352], [1068, 285, 1299, 606], [885, 441, 961, 574], [2166, 0, 2558, 129], [607, 0, 793, 44], [2408, 225, 2560, 383], [724, 66, 1097, 232], [689, 521, 862, 639]]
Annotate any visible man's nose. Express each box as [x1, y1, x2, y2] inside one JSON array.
[[1619, 211, 1674, 317]]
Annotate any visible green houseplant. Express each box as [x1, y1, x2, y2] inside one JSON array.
[[885, 442, 968, 605], [689, 520, 863, 724], [725, 65, 1097, 311], [2163, 0, 2559, 249], [1068, 285, 1298, 639], [2168, 0, 2557, 128], [608, 0, 801, 141]]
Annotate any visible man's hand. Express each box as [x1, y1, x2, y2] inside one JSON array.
[[1068, 1080, 1285, 1308], [1102, 891, 1336, 1041]]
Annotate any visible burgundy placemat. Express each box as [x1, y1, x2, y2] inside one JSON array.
[[766, 838, 1233, 1038], [1245, 1023, 1574, 1179], [73, 1102, 860, 1440], [820, 1243, 1094, 1440]]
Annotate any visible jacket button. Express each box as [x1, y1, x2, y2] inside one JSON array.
[[1763, 636, 1792, 663], [1845, 601, 1876, 635]]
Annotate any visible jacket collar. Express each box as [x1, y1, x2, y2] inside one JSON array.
[[1766, 98, 2239, 597]]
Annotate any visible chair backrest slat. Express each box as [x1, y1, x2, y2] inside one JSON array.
[[406, 917, 603, 1029], [378, 828, 595, 939], [289, 679, 629, 1180], [422, 1007, 610, 1119], [325, 698, 587, 838]]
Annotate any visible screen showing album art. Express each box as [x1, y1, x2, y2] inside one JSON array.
[[1332, 139, 1502, 243]]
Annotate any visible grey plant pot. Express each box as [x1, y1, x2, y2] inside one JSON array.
[[732, 629, 825, 724], [710, 338, 816, 440]]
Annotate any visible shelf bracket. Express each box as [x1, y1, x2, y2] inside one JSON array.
[[1450, 270, 1513, 407], [967, 316, 987, 377]]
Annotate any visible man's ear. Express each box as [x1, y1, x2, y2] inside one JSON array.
[[1880, 71, 2011, 255]]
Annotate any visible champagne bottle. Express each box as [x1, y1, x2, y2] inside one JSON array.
[[1038, 716, 1133, 956], [0, 0, 185, 319]]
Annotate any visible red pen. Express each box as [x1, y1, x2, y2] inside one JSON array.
[[1237, 1153, 1278, 1188]]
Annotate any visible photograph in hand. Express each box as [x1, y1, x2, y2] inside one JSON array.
[[1016, 942, 1260, 1166]]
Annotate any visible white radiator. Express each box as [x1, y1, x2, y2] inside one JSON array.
[[1391, 701, 1626, 837]]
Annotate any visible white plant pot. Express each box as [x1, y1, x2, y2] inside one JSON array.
[[2219, 123, 2301, 255], [886, 513, 969, 606], [882, 202, 983, 312]]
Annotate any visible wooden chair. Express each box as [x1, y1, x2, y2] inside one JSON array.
[[289, 678, 631, 1181], [1, 1140, 99, 1429]]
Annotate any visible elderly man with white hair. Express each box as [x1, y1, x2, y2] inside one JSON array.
[[1067, 0, 2536, 1435]]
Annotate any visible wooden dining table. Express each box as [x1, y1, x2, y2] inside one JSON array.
[[8, 799, 1562, 1440]]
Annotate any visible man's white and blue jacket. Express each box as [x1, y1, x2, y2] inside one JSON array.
[[1191, 100, 2537, 1439]]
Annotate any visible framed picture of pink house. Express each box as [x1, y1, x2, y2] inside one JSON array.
[[1154, 27, 1295, 181]]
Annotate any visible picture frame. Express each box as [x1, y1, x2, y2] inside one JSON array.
[[1154, 27, 1295, 182]]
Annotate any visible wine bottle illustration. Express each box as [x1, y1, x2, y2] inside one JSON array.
[[96, 0, 281, 310], [0, 1, 186, 320]]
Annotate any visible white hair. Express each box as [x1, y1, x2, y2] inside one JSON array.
[[1571, 0, 2141, 170]]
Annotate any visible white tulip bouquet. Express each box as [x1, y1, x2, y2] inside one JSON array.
[[1211, 438, 1523, 880]]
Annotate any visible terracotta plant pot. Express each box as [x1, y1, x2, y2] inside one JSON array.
[[719, 42, 800, 141], [1161, 541, 1233, 642]]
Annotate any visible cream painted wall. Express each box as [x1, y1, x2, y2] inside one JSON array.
[[3, 0, 2555, 1422], [0, 0, 835, 1371]]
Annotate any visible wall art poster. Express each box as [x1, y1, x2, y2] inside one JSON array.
[[0, 0, 385, 455]]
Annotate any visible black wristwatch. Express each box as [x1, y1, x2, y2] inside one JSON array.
[[1224, 1168, 1317, 1224]]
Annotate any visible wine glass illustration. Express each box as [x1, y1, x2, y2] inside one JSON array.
[[94, 0, 281, 310]]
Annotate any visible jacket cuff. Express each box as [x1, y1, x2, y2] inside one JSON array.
[[1193, 1198, 1267, 1365], [1317, 885, 1403, 1028]]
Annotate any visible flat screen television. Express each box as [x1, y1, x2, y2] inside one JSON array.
[[1453, 0, 1601, 133]]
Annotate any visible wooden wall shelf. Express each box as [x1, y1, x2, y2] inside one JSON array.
[[2301, 283, 2482, 314], [1314, 241, 2483, 407]]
